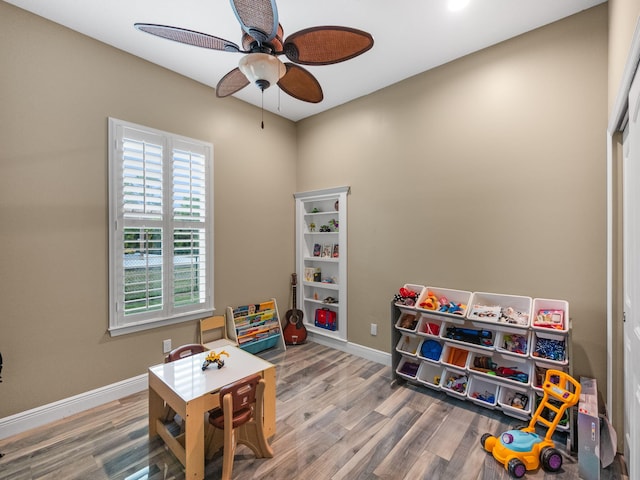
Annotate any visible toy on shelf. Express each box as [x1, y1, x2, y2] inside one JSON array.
[[420, 339, 443, 361], [445, 346, 469, 368], [534, 309, 565, 330], [420, 291, 438, 310], [444, 326, 494, 347], [505, 391, 529, 410], [533, 337, 566, 362], [471, 390, 496, 404], [499, 307, 529, 326], [419, 291, 466, 315], [421, 321, 440, 336], [470, 356, 529, 383], [397, 312, 418, 330], [444, 373, 468, 393], [469, 304, 529, 326], [502, 333, 528, 355], [469, 304, 500, 319], [398, 360, 420, 377], [394, 286, 420, 307], [480, 369, 581, 478]]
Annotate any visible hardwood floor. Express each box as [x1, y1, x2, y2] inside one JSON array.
[[0, 342, 628, 479]]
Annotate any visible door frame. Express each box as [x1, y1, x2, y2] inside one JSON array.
[[607, 16, 640, 457]]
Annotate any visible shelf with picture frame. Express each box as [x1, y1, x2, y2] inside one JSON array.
[[295, 186, 348, 342], [306, 241, 340, 263]]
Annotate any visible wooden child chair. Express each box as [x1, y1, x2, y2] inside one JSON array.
[[162, 343, 206, 424], [206, 373, 273, 480], [199, 315, 236, 349], [165, 343, 206, 362]]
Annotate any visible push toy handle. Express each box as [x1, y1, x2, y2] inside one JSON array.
[[544, 369, 581, 406]]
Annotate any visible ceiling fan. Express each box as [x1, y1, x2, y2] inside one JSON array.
[[134, 0, 374, 104]]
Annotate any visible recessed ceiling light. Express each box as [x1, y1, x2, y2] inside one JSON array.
[[448, 0, 470, 12]]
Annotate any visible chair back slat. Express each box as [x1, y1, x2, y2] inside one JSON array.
[[166, 343, 206, 363], [219, 373, 261, 415], [200, 315, 228, 343]]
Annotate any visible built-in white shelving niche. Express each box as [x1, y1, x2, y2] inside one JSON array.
[[294, 186, 349, 342]]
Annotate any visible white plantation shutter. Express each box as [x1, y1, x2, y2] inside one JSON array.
[[172, 142, 208, 308], [122, 136, 163, 220], [108, 118, 214, 335], [173, 146, 206, 220]]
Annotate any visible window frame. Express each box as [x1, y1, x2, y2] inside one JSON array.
[[108, 118, 214, 336]]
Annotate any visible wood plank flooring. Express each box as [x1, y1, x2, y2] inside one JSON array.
[[0, 342, 628, 479]]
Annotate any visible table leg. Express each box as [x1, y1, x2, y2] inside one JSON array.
[[262, 366, 276, 437], [183, 396, 206, 479], [148, 385, 163, 439]]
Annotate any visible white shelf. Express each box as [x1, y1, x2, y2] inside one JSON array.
[[304, 298, 340, 307], [304, 211, 338, 217], [303, 281, 339, 290], [304, 256, 340, 263], [295, 187, 349, 342]]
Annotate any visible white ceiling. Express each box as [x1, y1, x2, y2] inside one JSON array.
[[5, 0, 606, 121]]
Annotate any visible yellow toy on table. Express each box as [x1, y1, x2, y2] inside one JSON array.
[[201, 350, 229, 370]]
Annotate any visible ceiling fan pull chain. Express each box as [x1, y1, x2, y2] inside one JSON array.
[[261, 90, 265, 129]]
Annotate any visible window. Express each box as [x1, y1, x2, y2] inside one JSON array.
[[108, 118, 213, 336]]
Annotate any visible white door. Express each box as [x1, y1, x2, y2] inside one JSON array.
[[622, 69, 640, 480]]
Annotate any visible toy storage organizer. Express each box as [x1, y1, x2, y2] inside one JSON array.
[[391, 286, 572, 431], [226, 299, 286, 355]]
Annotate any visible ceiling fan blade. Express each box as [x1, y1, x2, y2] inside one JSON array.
[[230, 0, 279, 43], [278, 63, 323, 103], [283, 26, 374, 65], [135, 24, 241, 52], [216, 68, 250, 97]]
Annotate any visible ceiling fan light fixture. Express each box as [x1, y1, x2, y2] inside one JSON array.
[[238, 53, 286, 91]]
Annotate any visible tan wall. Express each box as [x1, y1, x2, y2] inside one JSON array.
[[608, 0, 640, 113], [0, 2, 297, 418], [297, 5, 608, 386]]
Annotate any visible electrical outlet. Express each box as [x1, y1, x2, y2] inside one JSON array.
[[370, 323, 377, 336], [162, 339, 172, 353]]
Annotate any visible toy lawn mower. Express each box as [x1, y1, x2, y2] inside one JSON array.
[[480, 369, 581, 478]]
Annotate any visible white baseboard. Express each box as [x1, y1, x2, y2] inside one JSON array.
[[0, 374, 147, 441], [0, 339, 389, 441], [307, 332, 391, 366]]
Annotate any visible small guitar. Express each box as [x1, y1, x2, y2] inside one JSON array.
[[283, 273, 307, 345]]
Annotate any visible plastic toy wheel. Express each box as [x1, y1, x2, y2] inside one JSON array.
[[541, 446, 563, 472], [481, 433, 496, 452], [507, 458, 527, 478]]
